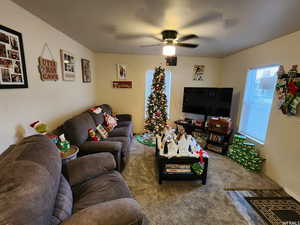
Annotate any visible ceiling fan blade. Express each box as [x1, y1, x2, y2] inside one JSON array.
[[197, 36, 215, 42], [223, 18, 239, 29], [140, 44, 163, 47], [177, 34, 199, 42], [116, 34, 163, 42], [176, 43, 198, 48], [181, 11, 223, 29]]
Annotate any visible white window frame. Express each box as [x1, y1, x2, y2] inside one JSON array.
[[238, 64, 279, 145]]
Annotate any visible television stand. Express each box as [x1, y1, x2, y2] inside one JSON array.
[[174, 119, 232, 155], [174, 120, 204, 135]]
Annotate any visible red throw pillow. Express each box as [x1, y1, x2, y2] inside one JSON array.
[[89, 107, 102, 114], [104, 113, 118, 132]]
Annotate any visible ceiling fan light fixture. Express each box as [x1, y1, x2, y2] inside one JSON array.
[[162, 45, 176, 56]]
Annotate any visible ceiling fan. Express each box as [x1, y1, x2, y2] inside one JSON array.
[[140, 30, 199, 56]]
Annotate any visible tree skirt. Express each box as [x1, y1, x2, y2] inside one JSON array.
[[136, 134, 156, 147]]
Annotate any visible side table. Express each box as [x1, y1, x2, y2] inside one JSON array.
[[61, 145, 79, 164]]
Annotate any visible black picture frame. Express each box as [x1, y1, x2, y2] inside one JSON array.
[[81, 58, 91, 83], [0, 25, 28, 89]]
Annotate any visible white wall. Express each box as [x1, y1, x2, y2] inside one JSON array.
[[221, 30, 300, 201], [95, 53, 222, 133], [0, 0, 97, 152]]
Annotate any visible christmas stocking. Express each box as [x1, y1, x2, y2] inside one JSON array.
[[289, 96, 300, 115]]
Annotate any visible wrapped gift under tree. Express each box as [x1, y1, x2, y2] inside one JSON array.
[[227, 134, 264, 172]]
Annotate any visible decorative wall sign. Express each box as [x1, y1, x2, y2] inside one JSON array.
[[60, 49, 75, 81], [38, 43, 58, 81], [38, 57, 58, 81], [0, 25, 28, 89], [112, 80, 132, 88], [276, 65, 300, 115], [193, 65, 205, 81], [81, 58, 91, 83], [116, 64, 127, 80]]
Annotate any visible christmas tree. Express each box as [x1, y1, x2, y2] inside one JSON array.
[[144, 66, 168, 134]]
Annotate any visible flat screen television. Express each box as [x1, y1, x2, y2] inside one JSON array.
[[182, 87, 233, 117]]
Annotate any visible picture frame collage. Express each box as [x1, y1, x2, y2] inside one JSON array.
[[0, 24, 92, 89], [0, 25, 27, 89]]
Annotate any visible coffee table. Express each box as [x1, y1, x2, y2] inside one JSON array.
[[155, 138, 208, 185]]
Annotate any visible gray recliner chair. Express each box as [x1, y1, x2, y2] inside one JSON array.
[[0, 135, 145, 225]]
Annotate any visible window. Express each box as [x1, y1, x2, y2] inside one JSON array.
[[239, 65, 279, 144], [145, 69, 171, 118]]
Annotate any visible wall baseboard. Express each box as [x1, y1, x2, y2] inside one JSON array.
[[284, 187, 300, 202]]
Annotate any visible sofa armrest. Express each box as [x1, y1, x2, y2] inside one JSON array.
[[116, 114, 132, 122], [80, 141, 122, 171], [61, 198, 145, 225], [63, 153, 116, 186]]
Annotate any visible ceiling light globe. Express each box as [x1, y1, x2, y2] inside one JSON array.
[[163, 45, 176, 56]]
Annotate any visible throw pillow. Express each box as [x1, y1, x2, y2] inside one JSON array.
[[96, 124, 108, 139], [104, 113, 117, 132], [89, 107, 102, 114]]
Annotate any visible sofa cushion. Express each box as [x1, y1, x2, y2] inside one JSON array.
[[60, 198, 145, 225], [51, 175, 73, 225], [72, 171, 132, 212], [116, 114, 132, 122], [88, 111, 105, 125], [108, 126, 131, 138], [15, 135, 62, 182], [99, 104, 112, 115], [63, 112, 96, 146], [117, 120, 132, 128], [64, 153, 116, 186], [106, 136, 130, 155], [0, 160, 58, 225]]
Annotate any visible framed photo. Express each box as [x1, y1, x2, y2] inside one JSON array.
[[81, 58, 91, 83], [0, 25, 28, 89], [193, 65, 205, 81], [116, 64, 127, 80], [60, 49, 75, 81]]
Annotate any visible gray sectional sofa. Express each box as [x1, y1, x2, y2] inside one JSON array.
[[0, 135, 145, 225], [59, 104, 133, 171]]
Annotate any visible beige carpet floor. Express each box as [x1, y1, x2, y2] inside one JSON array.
[[122, 138, 280, 225]]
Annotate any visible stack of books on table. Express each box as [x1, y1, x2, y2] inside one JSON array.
[[165, 164, 191, 173]]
